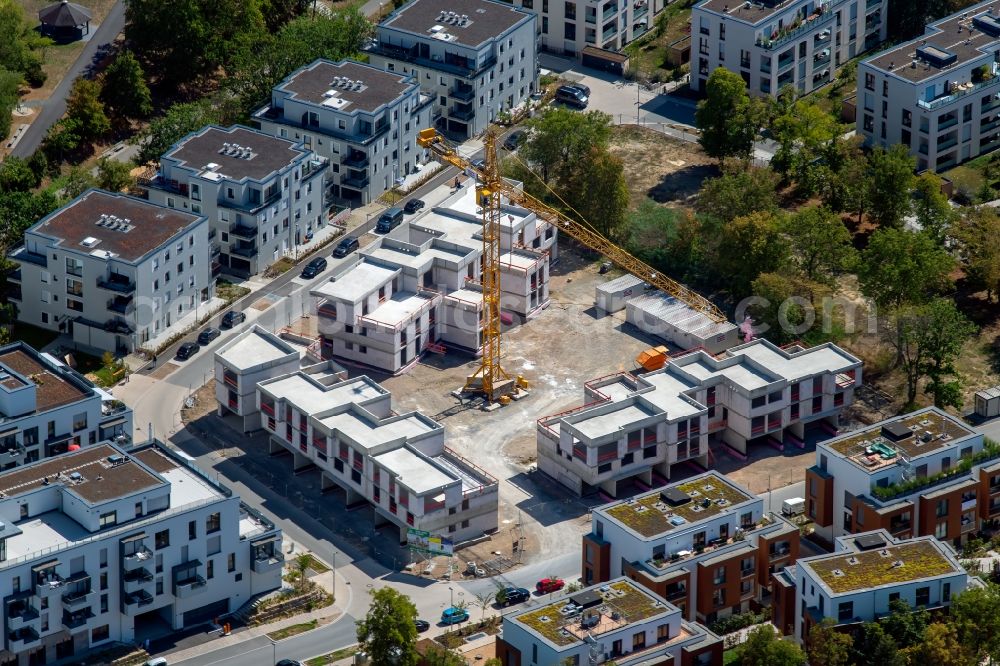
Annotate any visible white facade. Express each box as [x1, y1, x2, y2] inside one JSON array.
[[10, 190, 211, 354], [0, 342, 133, 469], [311, 184, 555, 373], [143, 125, 329, 278], [508, 0, 666, 55], [857, 0, 1000, 172], [366, 0, 538, 139], [253, 59, 435, 206], [789, 530, 970, 641], [691, 0, 887, 97], [257, 371, 498, 543], [0, 441, 282, 664], [537, 339, 861, 497]]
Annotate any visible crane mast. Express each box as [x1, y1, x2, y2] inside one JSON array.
[[415, 127, 726, 401]]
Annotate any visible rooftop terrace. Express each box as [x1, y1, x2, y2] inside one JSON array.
[[826, 409, 974, 471], [512, 580, 670, 647], [803, 540, 960, 594], [602, 474, 755, 538], [0, 346, 91, 414]]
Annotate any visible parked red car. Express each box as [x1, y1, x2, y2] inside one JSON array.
[[536, 578, 565, 594]]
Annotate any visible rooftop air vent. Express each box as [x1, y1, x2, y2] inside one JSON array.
[[832, 569, 845, 577], [975, 12, 1000, 37], [80, 236, 100, 248], [915, 44, 957, 68]]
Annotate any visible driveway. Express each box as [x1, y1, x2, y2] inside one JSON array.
[[10, 1, 126, 158]]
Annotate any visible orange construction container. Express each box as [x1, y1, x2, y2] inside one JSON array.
[[636, 346, 669, 372]]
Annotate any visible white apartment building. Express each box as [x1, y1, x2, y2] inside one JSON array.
[[772, 530, 972, 641], [214, 326, 349, 432], [583, 472, 800, 625], [538, 339, 861, 497], [0, 342, 133, 469], [256, 370, 498, 543], [857, 0, 1000, 172], [311, 183, 555, 373], [496, 577, 722, 666], [366, 0, 538, 139], [505, 0, 666, 56], [691, 0, 887, 97], [0, 441, 282, 664], [10, 190, 211, 354], [143, 125, 329, 278], [806, 407, 1000, 548], [253, 59, 435, 206]]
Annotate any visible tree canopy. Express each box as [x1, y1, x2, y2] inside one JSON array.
[[101, 51, 153, 119], [696, 68, 765, 163], [736, 625, 806, 666], [520, 107, 613, 184], [66, 78, 110, 142], [134, 98, 235, 165], [866, 145, 916, 230], [355, 587, 419, 666], [696, 167, 779, 223], [857, 228, 955, 312]]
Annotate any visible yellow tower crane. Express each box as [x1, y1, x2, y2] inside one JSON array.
[[417, 127, 727, 402]]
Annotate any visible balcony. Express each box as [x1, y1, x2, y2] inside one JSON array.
[[770, 545, 791, 560], [61, 587, 93, 610], [450, 84, 475, 102], [665, 587, 687, 602], [62, 608, 95, 631], [252, 551, 284, 574], [6, 268, 20, 283], [343, 152, 369, 169], [7, 605, 39, 630], [104, 317, 135, 335], [107, 295, 135, 315], [122, 545, 152, 570], [96, 275, 136, 294], [34, 574, 63, 597], [123, 567, 154, 593], [937, 136, 959, 152], [962, 495, 978, 511], [230, 224, 258, 240], [230, 241, 257, 258], [366, 42, 496, 79], [919, 72, 1000, 111], [448, 105, 475, 121], [8, 627, 39, 650], [341, 173, 370, 190], [602, 4, 618, 20], [756, 8, 834, 50], [939, 115, 959, 131], [123, 590, 154, 615], [741, 566, 756, 578]]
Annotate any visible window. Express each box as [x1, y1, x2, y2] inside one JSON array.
[[936, 499, 949, 517], [935, 521, 947, 539], [713, 566, 726, 585], [916, 586, 930, 607], [206, 512, 221, 533], [155, 529, 170, 549], [72, 413, 87, 431], [189, 521, 196, 540], [207, 560, 214, 580], [100, 572, 108, 591], [99, 511, 116, 528], [228, 553, 236, 572], [838, 601, 854, 621], [92, 625, 110, 643]]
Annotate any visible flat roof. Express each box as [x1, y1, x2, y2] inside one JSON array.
[[277, 59, 416, 112], [28, 190, 202, 264], [216, 326, 299, 370], [165, 125, 308, 181], [680, 357, 774, 391], [802, 539, 961, 594], [0, 444, 161, 504], [825, 408, 974, 470], [730, 340, 859, 381], [627, 293, 737, 339], [510, 579, 672, 647], [380, 0, 532, 48], [0, 346, 91, 413], [312, 261, 398, 303], [696, 0, 804, 24], [317, 408, 436, 449], [372, 448, 455, 494], [571, 402, 658, 440], [599, 472, 756, 538], [865, 0, 999, 82], [500, 250, 541, 271], [261, 375, 386, 416], [365, 292, 434, 327]]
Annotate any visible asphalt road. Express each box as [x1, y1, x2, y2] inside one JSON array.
[[11, 2, 126, 158]]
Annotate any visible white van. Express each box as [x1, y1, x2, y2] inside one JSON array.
[[145, 658, 168, 666], [781, 497, 805, 516]]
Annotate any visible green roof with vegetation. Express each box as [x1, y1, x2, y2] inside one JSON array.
[[604, 474, 753, 537], [829, 410, 973, 460], [871, 438, 1000, 501], [513, 580, 667, 646], [804, 541, 959, 594]]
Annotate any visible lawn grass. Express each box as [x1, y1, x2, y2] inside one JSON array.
[[300, 553, 331, 574], [263, 257, 295, 278], [723, 648, 741, 665], [11, 323, 58, 350], [216, 280, 251, 304], [266, 619, 319, 641], [623, 2, 693, 81], [305, 646, 358, 665]]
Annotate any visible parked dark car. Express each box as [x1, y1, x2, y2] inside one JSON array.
[[221, 311, 245, 328], [275, 660, 304, 666], [503, 131, 526, 151], [403, 198, 425, 214], [332, 237, 360, 258], [555, 85, 588, 108], [375, 207, 404, 233], [175, 342, 200, 360], [566, 82, 591, 97], [197, 327, 220, 345], [471, 158, 486, 171], [499, 586, 531, 606], [414, 619, 430, 633], [301, 256, 328, 279]]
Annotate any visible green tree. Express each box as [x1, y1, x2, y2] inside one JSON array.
[[0, 189, 59, 250], [42, 118, 83, 162], [696, 68, 764, 163], [520, 107, 612, 184], [96, 158, 135, 192], [880, 598, 930, 649], [902, 621, 969, 666], [912, 172, 954, 245], [0, 156, 39, 192], [852, 622, 905, 666], [894, 298, 975, 408], [866, 145, 916, 229], [954, 206, 1000, 301], [62, 166, 96, 199], [807, 618, 853, 666], [713, 211, 789, 298], [27, 150, 48, 182], [696, 167, 779, 223], [857, 228, 955, 313], [749, 271, 827, 344], [627, 202, 700, 281], [0, 0, 48, 86], [949, 584, 1000, 665], [134, 99, 229, 165], [0, 66, 20, 141], [472, 590, 495, 623], [736, 625, 805, 666], [100, 51, 152, 119], [355, 587, 419, 666], [771, 101, 840, 192], [563, 147, 629, 241], [66, 78, 110, 141], [423, 646, 466, 666], [781, 206, 855, 284], [260, 0, 306, 32]]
